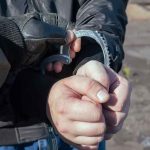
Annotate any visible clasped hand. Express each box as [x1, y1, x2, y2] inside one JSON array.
[[46, 61, 131, 150]]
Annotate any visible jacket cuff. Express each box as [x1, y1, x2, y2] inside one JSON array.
[[73, 30, 124, 73]]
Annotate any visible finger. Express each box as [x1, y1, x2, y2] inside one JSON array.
[[105, 67, 132, 111], [53, 62, 63, 73], [51, 84, 104, 122], [63, 76, 109, 103], [71, 38, 81, 52], [70, 121, 106, 137], [64, 98, 104, 122], [66, 30, 76, 44], [74, 136, 104, 146], [77, 61, 110, 90], [46, 63, 53, 72], [70, 49, 76, 59], [104, 93, 130, 112], [79, 145, 99, 150], [103, 108, 127, 127], [66, 143, 99, 150], [49, 83, 104, 122]]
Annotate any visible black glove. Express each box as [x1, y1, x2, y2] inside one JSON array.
[[0, 13, 68, 69]]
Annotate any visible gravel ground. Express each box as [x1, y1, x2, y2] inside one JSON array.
[[107, 4, 150, 150]]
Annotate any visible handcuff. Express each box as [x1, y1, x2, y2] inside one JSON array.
[[40, 30, 110, 74]]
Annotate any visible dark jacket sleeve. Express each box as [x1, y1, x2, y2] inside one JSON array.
[[73, 0, 128, 72], [0, 47, 11, 88]]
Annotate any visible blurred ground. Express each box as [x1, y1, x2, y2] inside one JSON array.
[[107, 1, 150, 150]]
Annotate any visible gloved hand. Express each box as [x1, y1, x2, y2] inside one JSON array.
[[0, 13, 79, 72], [40, 13, 81, 73]]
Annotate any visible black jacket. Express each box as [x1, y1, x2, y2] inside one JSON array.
[[0, 0, 128, 128]]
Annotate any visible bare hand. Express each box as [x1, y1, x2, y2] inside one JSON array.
[[76, 60, 132, 140], [46, 75, 109, 149]]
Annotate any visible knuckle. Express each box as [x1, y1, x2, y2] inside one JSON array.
[[57, 122, 68, 134], [89, 137, 102, 145], [99, 75, 109, 86], [97, 136, 104, 144], [94, 111, 101, 120], [88, 79, 97, 90], [92, 139, 99, 145], [86, 79, 100, 94], [92, 110, 103, 122], [57, 104, 66, 114]]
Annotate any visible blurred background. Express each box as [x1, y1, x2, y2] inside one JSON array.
[[107, 0, 150, 150]]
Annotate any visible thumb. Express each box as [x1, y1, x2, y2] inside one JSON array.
[[63, 75, 110, 103], [67, 30, 81, 52], [76, 60, 110, 91]]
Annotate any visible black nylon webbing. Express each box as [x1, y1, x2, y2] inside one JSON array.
[[0, 123, 50, 145]]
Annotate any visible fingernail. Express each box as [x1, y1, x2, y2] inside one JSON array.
[[97, 90, 109, 103]]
